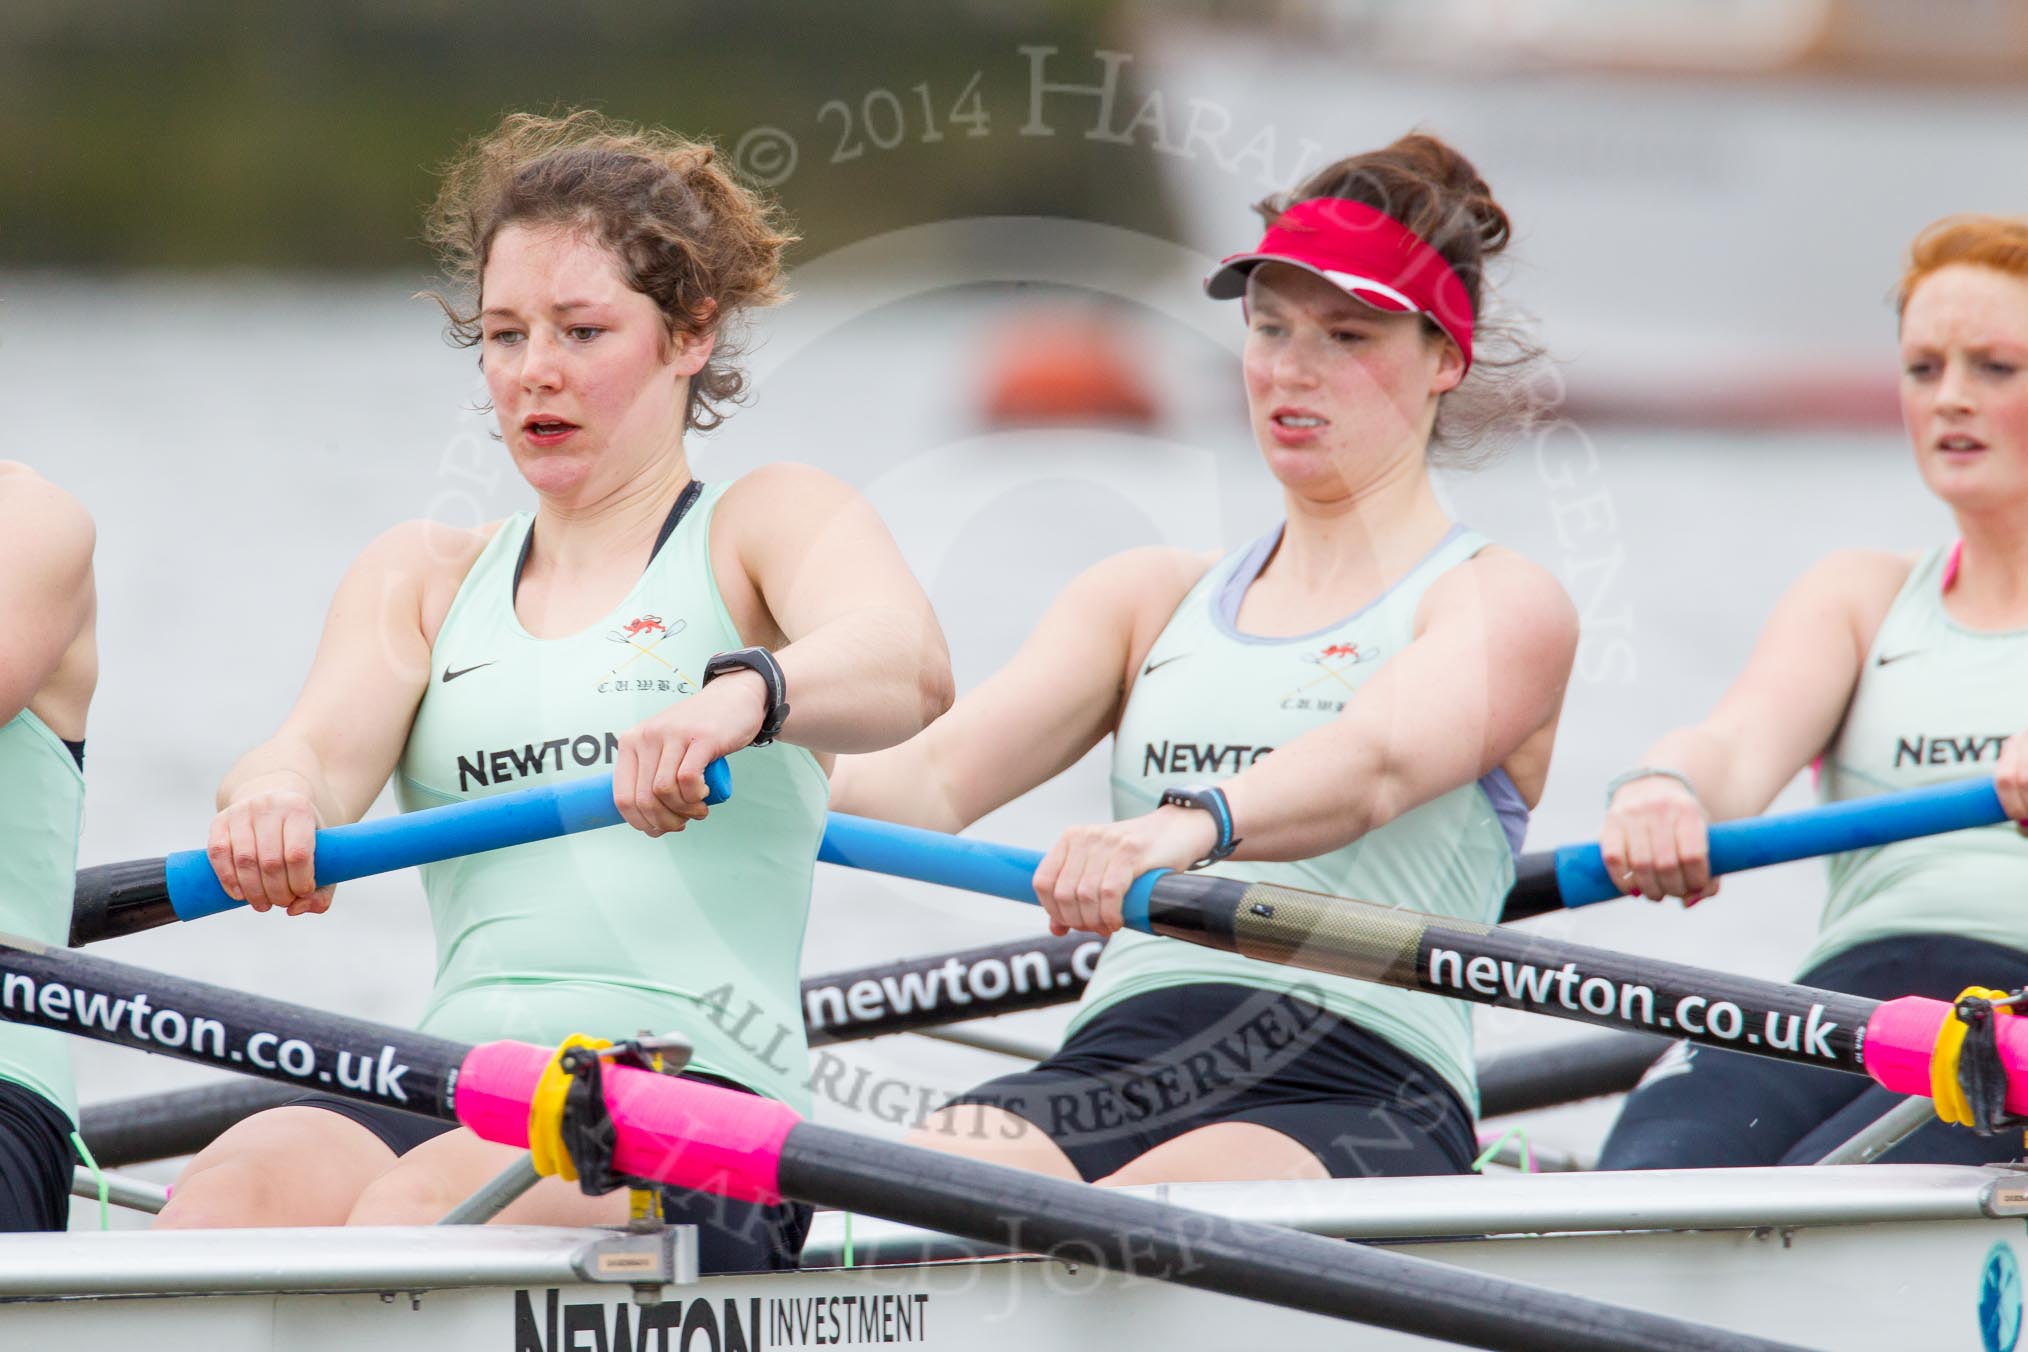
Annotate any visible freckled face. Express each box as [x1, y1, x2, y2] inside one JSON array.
[[1899, 263, 2028, 512], [1240, 263, 1463, 497], [478, 223, 711, 498]]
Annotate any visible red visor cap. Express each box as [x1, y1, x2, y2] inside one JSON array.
[[1205, 198, 1475, 373]]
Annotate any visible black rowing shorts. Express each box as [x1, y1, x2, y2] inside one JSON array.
[[940, 982, 1477, 1181], [0, 1078, 72, 1233]]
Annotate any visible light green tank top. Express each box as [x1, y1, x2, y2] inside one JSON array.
[[0, 710, 83, 1120], [395, 483, 829, 1110], [1075, 524, 1524, 1111], [1804, 543, 2028, 972]]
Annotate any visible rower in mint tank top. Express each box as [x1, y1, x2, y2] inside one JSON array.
[[1804, 542, 2028, 974], [0, 710, 83, 1121], [1077, 523, 1527, 1112], [395, 482, 829, 1112]]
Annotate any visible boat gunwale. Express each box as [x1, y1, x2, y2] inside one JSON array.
[[10, 1162, 2027, 1300]]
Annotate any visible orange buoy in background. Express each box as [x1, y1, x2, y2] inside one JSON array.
[[977, 304, 1162, 428]]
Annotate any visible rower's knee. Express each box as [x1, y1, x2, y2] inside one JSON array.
[[154, 1105, 395, 1229], [155, 1160, 304, 1229], [346, 1163, 466, 1226]]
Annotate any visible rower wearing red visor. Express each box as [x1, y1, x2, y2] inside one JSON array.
[[830, 133, 1576, 1186]]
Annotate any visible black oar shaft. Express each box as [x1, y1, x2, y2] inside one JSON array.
[[804, 932, 1094, 1044], [1148, 874, 1880, 1075], [78, 934, 1100, 1166], [0, 934, 1794, 1350], [0, 935, 465, 1118], [1477, 1031, 1667, 1118], [80, 1080, 299, 1167], [780, 1124, 1797, 1352]]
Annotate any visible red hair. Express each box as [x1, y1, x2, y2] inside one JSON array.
[[1898, 215, 2028, 315]]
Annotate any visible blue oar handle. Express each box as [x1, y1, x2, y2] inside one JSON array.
[[819, 813, 1167, 931], [164, 760, 733, 921], [1553, 776, 2007, 907]]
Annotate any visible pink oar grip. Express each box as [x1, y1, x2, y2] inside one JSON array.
[[1865, 996, 2028, 1116], [455, 1041, 800, 1204]]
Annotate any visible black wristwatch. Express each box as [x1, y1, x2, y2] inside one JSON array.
[[1158, 783, 1242, 870], [703, 647, 791, 746]]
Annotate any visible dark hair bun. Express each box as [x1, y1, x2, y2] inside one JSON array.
[[1256, 131, 1510, 307]]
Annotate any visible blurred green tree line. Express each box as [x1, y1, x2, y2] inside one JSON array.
[[0, 0, 1174, 271]]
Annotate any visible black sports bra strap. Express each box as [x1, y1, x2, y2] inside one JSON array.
[[512, 480, 706, 603], [651, 479, 707, 562]]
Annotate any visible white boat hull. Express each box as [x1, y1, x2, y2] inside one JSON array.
[[6, 1166, 2024, 1350]]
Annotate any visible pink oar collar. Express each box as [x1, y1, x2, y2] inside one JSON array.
[[456, 1040, 798, 1204]]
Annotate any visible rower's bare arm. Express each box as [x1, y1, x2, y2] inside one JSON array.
[[832, 547, 1212, 834], [1599, 549, 1907, 902], [721, 464, 953, 753], [0, 466, 95, 728], [217, 521, 471, 826], [1221, 549, 1577, 861], [1638, 550, 1908, 820]]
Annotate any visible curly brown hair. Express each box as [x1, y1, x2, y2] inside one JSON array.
[[424, 109, 797, 433], [1255, 133, 1548, 465]]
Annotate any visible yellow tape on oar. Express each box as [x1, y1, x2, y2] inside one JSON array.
[[528, 1033, 612, 1182], [1931, 987, 2014, 1130], [627, 1038, 669, 1225]]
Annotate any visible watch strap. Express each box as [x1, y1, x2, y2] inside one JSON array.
[[1158, 783, 1242, 870], [702, 647, 791, 746]]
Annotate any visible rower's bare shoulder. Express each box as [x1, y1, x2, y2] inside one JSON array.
[[0, 463, 95, 573], [1072, 546, 1217, 612], [1784, 549, 1915, 625], [714, 463, 879, 572], [1052, 547, 1212, 672], [1423, 546, 1577, 636], [718, 462, 859, 525], [0, 461, 92, 528], [1440, 543, 1568, 598], [353, 519, 497, 579], [343, 519, 501, 633]]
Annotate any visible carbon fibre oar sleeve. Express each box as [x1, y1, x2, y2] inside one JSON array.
[[70, 858, 175, 946], [1147, 875, 1883, 1076], [1499, 850, 1564, 922], [777, 1122, 1803, 1352]]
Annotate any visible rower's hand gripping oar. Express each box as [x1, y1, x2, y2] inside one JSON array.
[[818, 812, 1165, 924], [70, 760, 732, 944], [818, 775, 2009, 926], [71, 769, 2001, 942], [1501, 776, 2007, 920], [823, 809, 2028, 1131]]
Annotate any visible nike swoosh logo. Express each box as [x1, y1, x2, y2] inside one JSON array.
[[441, 661, 499, 683], [1142, 654, 1189, 677], [1875, 650, 1924, 667]]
